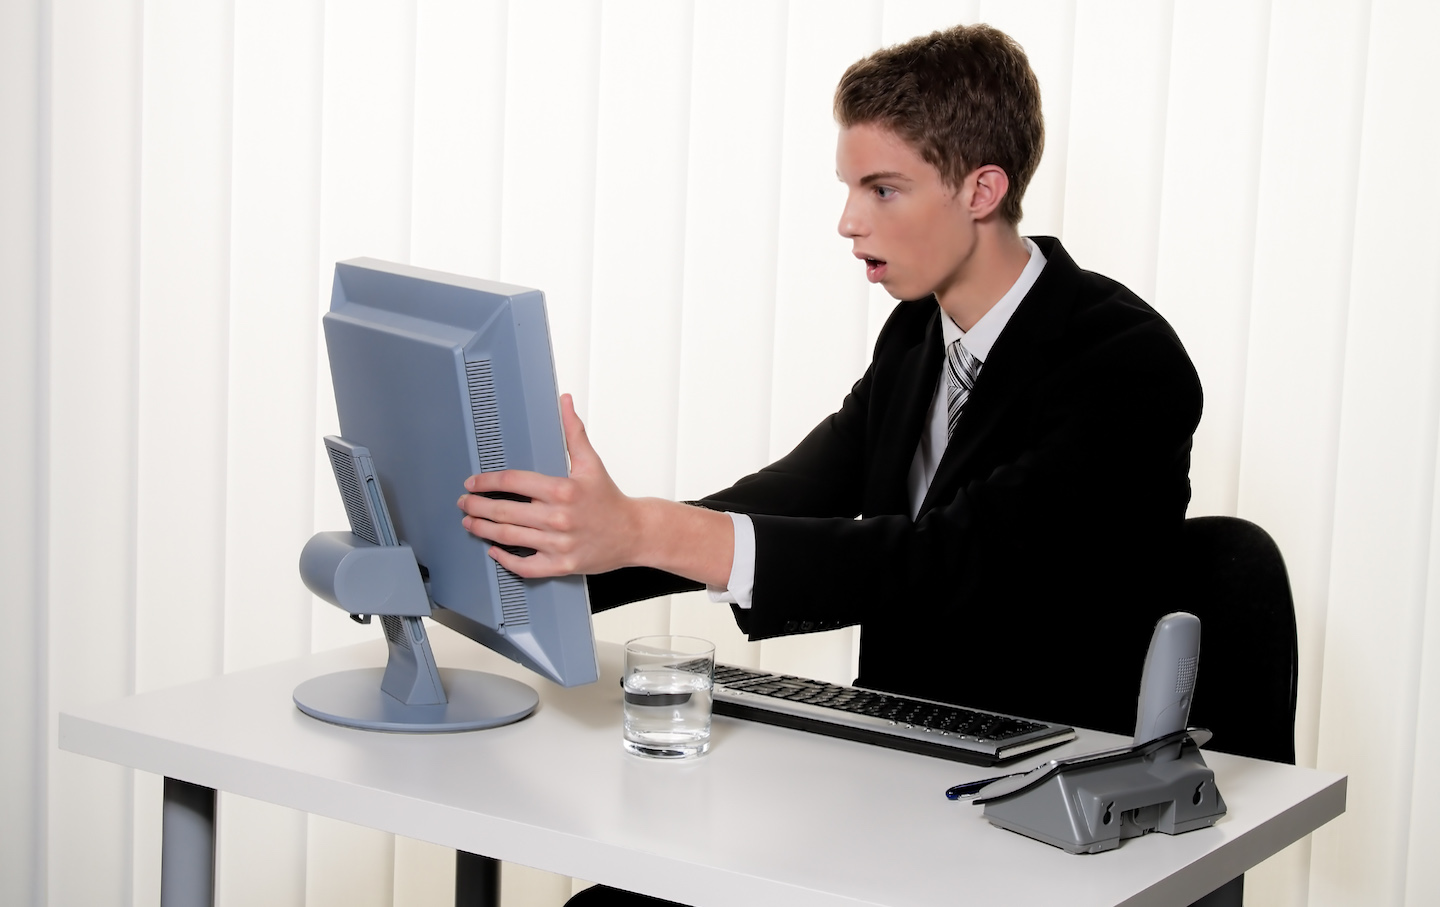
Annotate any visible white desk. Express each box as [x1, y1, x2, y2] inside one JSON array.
[[59, 632, 1345, 907]]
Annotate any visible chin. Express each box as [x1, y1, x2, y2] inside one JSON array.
[[880, 280, 920, 301]]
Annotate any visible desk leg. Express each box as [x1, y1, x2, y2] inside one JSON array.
[[1190, 874, 1242, 907], [161, 777, 217, 907], [455, 850, 500, 907]]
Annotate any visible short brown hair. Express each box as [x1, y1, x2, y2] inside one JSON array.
[[834, 24, 1044, 225]]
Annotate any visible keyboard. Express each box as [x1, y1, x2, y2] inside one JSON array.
[[711, 663, 1075, 766]]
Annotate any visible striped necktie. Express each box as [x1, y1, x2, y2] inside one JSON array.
[[945, 338, 980, 437]]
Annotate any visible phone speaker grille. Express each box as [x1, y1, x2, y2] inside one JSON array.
[[1175, 655, 1198, 694], [466, 358, 507, 473]]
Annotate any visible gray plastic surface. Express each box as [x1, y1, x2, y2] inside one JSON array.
[[981, 739, 1226, 854], [325, 259, 598, 688], [1134, 612, 1201, 748], [975, 612, 1225, 854], [323, 436, 397, 545], [299, 430, 528, 729], [379, 615, 447, 705], [293, 667, 539, 733], [298, 531, 430, 616]]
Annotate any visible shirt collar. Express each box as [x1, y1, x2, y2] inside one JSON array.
[[940, 237, 1047, 360]]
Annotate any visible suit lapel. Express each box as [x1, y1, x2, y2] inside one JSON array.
[[869, 306, 945, 515], [917, 237, 1078, 515]]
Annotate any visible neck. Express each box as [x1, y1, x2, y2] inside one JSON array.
[[936, 227, 1031, 332]]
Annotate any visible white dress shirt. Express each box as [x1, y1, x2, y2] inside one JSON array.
[[712, 238, 1047, 609]]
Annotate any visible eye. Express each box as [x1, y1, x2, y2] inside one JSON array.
[[874, 185, 897, 200]]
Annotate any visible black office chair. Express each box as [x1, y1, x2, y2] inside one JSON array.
[[1179, 515, 1299, 764], [1178, 515, 1300, 907]]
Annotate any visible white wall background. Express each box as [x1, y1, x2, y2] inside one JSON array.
[[4, 0, 1439, 904]]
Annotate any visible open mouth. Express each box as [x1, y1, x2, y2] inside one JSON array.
[[864, 257, 888, 282]]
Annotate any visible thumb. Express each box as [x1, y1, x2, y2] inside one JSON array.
[[559, 393, 599, 469]]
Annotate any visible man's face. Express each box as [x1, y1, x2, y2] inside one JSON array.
[[836, 123, 976, 303]]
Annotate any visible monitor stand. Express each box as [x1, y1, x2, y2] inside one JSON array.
[[293, 613, 539, 733], [295, 436, 539, 733]]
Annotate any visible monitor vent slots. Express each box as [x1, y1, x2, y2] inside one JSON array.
[[466, 359, 507, 473], [466, 357, 530, 626], [327, 444, 379, 545], [380, 615, 412, 650], [497, 567, 530, 626]]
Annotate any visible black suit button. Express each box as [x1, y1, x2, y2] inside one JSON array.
[[783, 621, 798, 632], [800, 621, 814, 631]]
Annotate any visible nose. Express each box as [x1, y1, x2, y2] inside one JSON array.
[[837, 192, 866, 239]]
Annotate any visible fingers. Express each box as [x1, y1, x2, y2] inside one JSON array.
[[462, 518, 575, 579], [463, 468, 558, 501], [458, 508, 543, 546], [486, 544, 569, 579], [458, 491, 567, 534]]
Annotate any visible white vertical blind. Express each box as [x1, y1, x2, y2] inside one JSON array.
[[220, 0, 325, 901], [1153, 0, 1271, 520], [0, 0, 42, 905], [131, 2, 235, 895], [1409, 482, 1440, 905], [46, 3, 142, 907], [12, 1, 1440, 905], [1311, 0, 1440, 902], [1062, 0, 1172, 304], [498, 0, 602, 413], [1236, 2, 1373, 902], [410, 0, 508, 279]]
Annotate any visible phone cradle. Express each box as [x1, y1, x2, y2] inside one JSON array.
[[977, 732, 1225, 854]]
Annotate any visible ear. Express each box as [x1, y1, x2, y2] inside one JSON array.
[[965, 165, 1011, 221]]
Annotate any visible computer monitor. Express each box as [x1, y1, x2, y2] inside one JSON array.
[[295, 258, 599, 732]]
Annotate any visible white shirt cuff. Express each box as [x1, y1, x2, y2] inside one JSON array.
[[706, 512, 755, 609]]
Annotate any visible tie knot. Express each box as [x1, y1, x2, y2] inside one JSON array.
[[947, 339, 979, 386]]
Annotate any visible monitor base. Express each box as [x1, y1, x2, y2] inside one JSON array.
[[294, 667, 539, 732]]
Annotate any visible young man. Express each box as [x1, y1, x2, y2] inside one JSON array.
[[459, 23, 1200, 745]]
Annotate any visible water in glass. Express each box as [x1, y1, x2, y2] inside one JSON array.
[[622, 668, 713, 758]]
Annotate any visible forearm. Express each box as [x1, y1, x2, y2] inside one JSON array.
[[629, 497, 735, 589]]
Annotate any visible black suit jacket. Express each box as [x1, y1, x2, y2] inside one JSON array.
[[588, 237, 1203, 735]]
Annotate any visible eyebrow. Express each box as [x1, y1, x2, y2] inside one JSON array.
[[860, 171, 909, 186], [836, 170, 913, 186]]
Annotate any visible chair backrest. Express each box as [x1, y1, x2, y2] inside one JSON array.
[[1176, 516, 1299, 765]]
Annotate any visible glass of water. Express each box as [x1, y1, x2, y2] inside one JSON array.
[[622, 636, 715, 759]]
